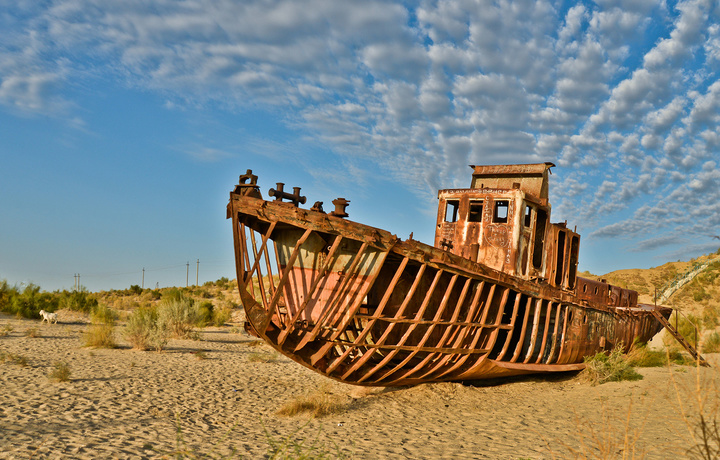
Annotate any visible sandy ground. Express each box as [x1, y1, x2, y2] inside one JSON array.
[[1, 311, 718, 459]]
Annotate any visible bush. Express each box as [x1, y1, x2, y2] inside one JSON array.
[[58, 288, 98, 313], [129, 285, 143, 295], [158, 297, 198, 339], [125, 306, 169, 351], [581, 344, 643, 385], [49, 361, 71, 382], [212, 305, 232, 327], [84, 305, 116, 348], [0, 282, 58, 319], [703, 332, 720, 353], [627, 342, 694, 367], [196, 301, 214, 327]]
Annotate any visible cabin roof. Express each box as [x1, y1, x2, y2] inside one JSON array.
[[469, 162, 555, 201]]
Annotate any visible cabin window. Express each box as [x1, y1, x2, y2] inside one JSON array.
[[493, 200, 509, 223], [445, 200, 459, 223], [468, 201, 483, 222], [568, 236, 579, 289], [524, 205, 532, 227], [555, 231, 567, 286], [532, 209, 548, 269]]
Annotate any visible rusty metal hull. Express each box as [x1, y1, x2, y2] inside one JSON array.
[[228, 193, 670, 386]]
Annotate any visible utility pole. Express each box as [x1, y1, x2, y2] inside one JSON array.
[[186, 262, 189, 287], [77, 274, 80, 290], [196, 259, 199, 286], [142, 268, 145, 289]]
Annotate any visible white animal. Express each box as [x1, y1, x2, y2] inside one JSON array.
[[39, 310, 58, 324]]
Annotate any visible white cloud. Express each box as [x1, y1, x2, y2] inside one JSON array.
[[2, 0, 720, 267]]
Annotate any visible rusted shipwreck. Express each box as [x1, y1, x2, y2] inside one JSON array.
[[228, 163, 695, 386]]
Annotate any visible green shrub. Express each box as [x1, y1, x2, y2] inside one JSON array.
[[582, 344, 643, 385], [84, 305, 116, 348], [158, 297, 198, 339], [196, 301, 214, 327], [703, 332, 720, 353], [90, 304, 116, 325], [162, 288, 187, 303], [627, 342, 694, 367], [58, 288, 98, 313], [125, 306, 169, 351], [212, 305, 232, 327], [0, 282, 58, 319]]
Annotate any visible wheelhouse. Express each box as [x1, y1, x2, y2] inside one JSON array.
[[434, 163, 580, 291]]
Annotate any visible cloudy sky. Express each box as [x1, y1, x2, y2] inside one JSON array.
[[1, 0, 719, 292]]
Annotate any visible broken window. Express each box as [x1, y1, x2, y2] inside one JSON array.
[[532, 209, 547, 269], [554, 231, 566, 286], [468, 201, 483, 222], [568, 236, 579, 289], [445, 200, 459, 223], [524, 205, 532, 227], [493, 200, 509, 223]]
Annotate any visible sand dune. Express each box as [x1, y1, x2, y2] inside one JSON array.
[[0, 311, 716, 459]]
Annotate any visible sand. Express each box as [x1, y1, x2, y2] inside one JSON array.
[[1, 311, 718, 459]]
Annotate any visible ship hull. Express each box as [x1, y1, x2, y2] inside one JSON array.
[[229, 194, 670, 386]]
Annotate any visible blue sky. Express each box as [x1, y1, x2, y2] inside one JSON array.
[[1, 0, 719, 292]]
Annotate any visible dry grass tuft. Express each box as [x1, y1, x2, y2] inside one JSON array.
[[0, 350, 29, 366], [0, 324, 13, 337], [248, 351, 278, 363], [581, 344, 643, 385], [245, 340, 265, 347], [24, 327, 39, 338], [277, 385, 347, 418], [49, 361, 71, 382], [84, 304, 116, 348], [192, 350, 208, 360]]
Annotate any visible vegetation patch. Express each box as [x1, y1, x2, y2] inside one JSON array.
[[277, 386, 347, 418], [249, 351, 278, 363], [627, 342, 695, 367], [157, 295, 199, 339], [1, 351, 29, 367], [703, 331, 720, 354], [125, 306, 169, 351], [581, 345, 643, 385], [84, 305, 116, 348], [0, 324, 13, 337], [49, 361, 71, 382]]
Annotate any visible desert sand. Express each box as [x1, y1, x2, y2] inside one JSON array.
[[1, 310, 718, 459]]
